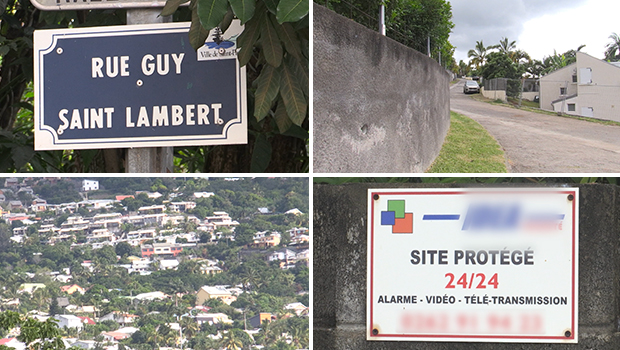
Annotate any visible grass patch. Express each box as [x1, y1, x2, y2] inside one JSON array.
[[471, 93, 620, 126], [427, 111, 507, 173], [506, 97, 539, 108]]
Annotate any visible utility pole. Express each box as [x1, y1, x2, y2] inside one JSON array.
[[427, 36, 431, 57], [379, 5, 386, 36], [126, 9, 174, 173]]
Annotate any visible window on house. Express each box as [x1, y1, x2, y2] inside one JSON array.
[[568, 104, 576, 112], [580, 68, 592, 84], [560, 87, 567, 95], [572, 74, 577, 83]]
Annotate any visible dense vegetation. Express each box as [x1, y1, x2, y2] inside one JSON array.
[[0, 177, 309, 350], [324, 0, 455, 70]]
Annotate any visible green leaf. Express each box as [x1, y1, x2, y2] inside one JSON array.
[[11, 145, 34, 169], [273, 97, 292, 133], [0, 0, 7, 16], [260, 14, 283, 67], [189, 6, 210, 50], [272, 18, 301, 59], [287, 55, 308, 96], [250, 133, 272, 172], [218, 7, 235, 33], [276, 0, 308, 23], [228, 0, 255, 24], [263, 0, 278, 14], [197, 0, 229, 32], [236, 10, 262, 66], [279, 57, 307, 125], [254, 64, 281, 121], [161, 0, 189, 17]]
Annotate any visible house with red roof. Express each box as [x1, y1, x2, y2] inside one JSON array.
[[101, 331, 130, 342], [78, 316, 96, 325], [0, 338, 25, 350]]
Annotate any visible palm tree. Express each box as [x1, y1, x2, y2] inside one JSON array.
[[543, 50, 569, 74], [220, 331, 243, 350], [493, 37, 517, 55], [180, 317, 200, 339], [467, 40, 489, 70], [509, 49, 531, 64], [605, 33, 620, 61], [259, 320, 280, 347], [289, 324, 308, 349], [31, 288, 50, 311]]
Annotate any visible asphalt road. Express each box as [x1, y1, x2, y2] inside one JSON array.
[[450, 79, 620, 173]]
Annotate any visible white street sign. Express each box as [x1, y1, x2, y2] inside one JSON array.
[[367, 188, 578, 343], [30, 0, 174, 11]]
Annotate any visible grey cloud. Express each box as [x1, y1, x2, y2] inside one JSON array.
[[449, 0, 588, 61]]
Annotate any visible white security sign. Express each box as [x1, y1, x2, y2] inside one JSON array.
[[367, 188, 578, 343]]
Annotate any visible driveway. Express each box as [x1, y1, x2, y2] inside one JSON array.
[[450, 80, 620, 173]]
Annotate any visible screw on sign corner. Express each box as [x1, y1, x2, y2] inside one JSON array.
[[567, 194, 574, 201], [373, 194, 379, 201], [372, 328, 379, 336], [565, 330, 572, 337]]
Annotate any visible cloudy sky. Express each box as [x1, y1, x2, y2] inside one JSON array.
[[450, 0, 620, 63]]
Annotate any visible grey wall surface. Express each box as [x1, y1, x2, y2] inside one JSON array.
[[313, 6, 451, 173], [314, 183, 620, 349]]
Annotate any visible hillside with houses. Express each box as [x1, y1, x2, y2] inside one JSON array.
[[0, 177, 309, 350]]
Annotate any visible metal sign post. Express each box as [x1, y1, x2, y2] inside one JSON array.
[[367, 188, 578, 343], [126, 8, 172, 173]]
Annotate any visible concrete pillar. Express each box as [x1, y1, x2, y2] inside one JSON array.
[[125, 8, 174, 173]]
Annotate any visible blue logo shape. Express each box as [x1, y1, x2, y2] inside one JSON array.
[[381, 211, 396, 225]]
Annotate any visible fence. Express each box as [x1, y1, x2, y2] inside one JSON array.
[[320, 0, 443, 65], [483, 78, 540, 102]]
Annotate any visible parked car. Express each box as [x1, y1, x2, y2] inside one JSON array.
[[463, 80, 480, 94]]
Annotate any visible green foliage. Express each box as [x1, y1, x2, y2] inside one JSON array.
[[506, 79, 521, 99], [326, 0, 454, 68], [480, 52, 521, 80], [171, 0, 309, 172], [33, 180, 81, 205], [0, 3, 126, 172], [0, 311, 65, 350], [604, 33, 620, 62]]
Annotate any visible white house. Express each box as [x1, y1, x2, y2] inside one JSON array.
[[193, 313, 233, 325], [82, 180, 99, 191], [0, 338, 26, 350], [134, 291, 169, 301], [284, 302, 308, 316], [56, 315, 84, 330], [540, 51, 620, 121]]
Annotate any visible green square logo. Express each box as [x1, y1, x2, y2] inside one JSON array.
[[387, 200, 406, 219]]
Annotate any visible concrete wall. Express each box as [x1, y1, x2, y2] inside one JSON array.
[[480, 87, 507, 102], [313, 6, 450, 173], [522, 91, 538, 101], [314, 182, 620, 349]]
